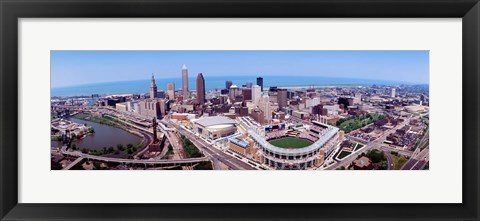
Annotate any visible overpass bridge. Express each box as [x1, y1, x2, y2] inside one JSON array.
[[62, 157, 84, 170], [60, 146, 208, 168]]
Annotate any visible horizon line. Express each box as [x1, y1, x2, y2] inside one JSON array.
[[51, 74, 429, 89]]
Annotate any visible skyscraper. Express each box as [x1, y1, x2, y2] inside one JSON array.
[[167, 82, 175, 100], [252, 85, 262, 105], [225, 80, 233, 90], [196, 73, 206, 105], [259, 94, 272, 123], [391, 88, 396, 98], [150, 73, 158, 99], [277, 88, 288, 109], [256, 77, 263, 91], [182, 64, 189, 101]]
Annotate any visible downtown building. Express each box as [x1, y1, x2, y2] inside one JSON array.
[[225, 80, 233, 90], [196, 73, 206, 105], [251, 85, 262, 105], [229, 85, 242, 103], [277, 88, 288, 109], [258, 94, 272, 123], [182, 64, 189, 101], [191, 116, 237, 140], [150, 74, 158, 99], [256, 77, 264, 91], [167, 82, 175, 100]]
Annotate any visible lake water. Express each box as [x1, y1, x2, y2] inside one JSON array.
[[51, 75, 410, 97]]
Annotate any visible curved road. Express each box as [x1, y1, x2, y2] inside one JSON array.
[[384, 152, 395, 170]]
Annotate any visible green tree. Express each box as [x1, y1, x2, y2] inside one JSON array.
[[93, 161, 101, 169], [117, 144, 125, 151], [366, 150, 386, 163]]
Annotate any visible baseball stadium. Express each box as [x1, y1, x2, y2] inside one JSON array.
[[247, 120, 340, 170]]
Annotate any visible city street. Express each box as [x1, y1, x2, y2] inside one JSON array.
[[164, 120, 256, 170], [325, 117, 412, 170]]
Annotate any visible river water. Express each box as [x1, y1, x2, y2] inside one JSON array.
[[51, 118, 142, 150]]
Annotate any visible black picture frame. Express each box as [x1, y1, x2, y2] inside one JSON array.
[[1, 0, 479, 220]]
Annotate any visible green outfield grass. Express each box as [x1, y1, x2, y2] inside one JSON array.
[[268, 137, 313, 149]]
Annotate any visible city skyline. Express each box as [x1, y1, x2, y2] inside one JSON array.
[[51, 50, 429, 88], [51, 51, 429, 171]]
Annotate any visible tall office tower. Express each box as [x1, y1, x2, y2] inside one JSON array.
[[225, 80, 233, 90], [196, 73, 206, 105], [150, 74, 158, 99], [256, 77, 264, 91], [391, 88, 396, 98], [258, 94, 272, 122], [246, 82, 253, 88], [167, 83, 175, 100], [182, 64, 189, 101], [252, 85, 262, 105], [277, 88, 288, 109]]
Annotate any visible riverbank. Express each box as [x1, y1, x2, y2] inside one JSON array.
[[68, 115, 144, 158]]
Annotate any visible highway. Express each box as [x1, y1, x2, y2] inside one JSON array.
[[402, 147, 429, 170], [401, 159, 418, 170], [164, 128, 193, 170], [132, 130, 155, 158], [60, 146, 208, 166], [401, 130, 429, 170], [412, 160, 428, 170], [55, 107, 213, 169], [164, 120, 256, 170]]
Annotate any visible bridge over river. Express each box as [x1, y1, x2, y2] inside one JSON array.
[[60, 146, 208, 168]]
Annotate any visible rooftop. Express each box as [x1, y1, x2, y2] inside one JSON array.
[[193, 116, 237, 127], [229, 137, 249, 148]]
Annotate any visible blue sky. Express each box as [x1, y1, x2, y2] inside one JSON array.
[[51, 50, 429, 88]]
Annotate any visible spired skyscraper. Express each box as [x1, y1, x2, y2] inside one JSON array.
[[182, 64, 189, 101], [150, 73, 158, 99], [196, 73, 206, 105]]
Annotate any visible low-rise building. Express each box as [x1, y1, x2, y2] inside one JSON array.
[[228, 137, 252, 156], [352, 156, 373, 170], [115, 102, 129, 112], [192, 116, 237, 140]]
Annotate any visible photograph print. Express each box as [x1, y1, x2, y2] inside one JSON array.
[[50, 50, 429, 170]]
